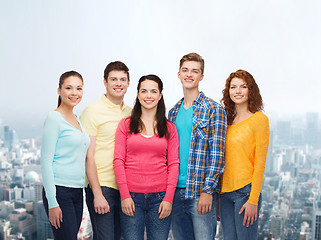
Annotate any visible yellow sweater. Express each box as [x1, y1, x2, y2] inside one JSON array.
[[221, 111, 269, 205]]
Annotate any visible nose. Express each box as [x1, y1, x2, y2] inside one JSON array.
[[115, 79, 122, 85], [146, 91, 152, 98], [236, 87, 241, 93]]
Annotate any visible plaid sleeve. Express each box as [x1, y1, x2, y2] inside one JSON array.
[[202, 104, 227, 193]]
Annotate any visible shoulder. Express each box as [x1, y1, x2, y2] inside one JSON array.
[[43, 111, 61, 131], [119, 117, 131, 127], [169, 99, 183, 113], [200, 95, 225, 114], [44, 111, 60, 123], [250, 112, 269, 133], [166, 120, 176, 131], [82, 99, 104, 113], [253, 111, 269, 123], [123, 104, 132, 115]]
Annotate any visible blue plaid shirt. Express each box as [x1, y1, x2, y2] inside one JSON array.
[[168, 92, 227, 199]]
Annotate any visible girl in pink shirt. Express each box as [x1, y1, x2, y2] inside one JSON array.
[[113, 74, 179, 240]]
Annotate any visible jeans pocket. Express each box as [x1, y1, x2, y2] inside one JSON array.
[[235, 184, 251, 195], [55, 185, 71, 193], [129, 192, 136, 199], [157, 191, 166, 201]]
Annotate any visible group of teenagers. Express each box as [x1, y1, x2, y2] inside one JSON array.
[[40, 52, 270, 240]]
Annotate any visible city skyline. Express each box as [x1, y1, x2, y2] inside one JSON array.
[[1, 108, 320, 239], [1, 1, 321, 139]]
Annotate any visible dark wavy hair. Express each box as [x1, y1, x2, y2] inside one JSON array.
[[221, 70, 263, 125], [129, 74, 168, 138], [58, 71, 83, 107]]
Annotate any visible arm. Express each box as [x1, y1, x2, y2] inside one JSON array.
[[113, 119, 134, 216], [159, 123, 179, 219], [240, 113, 269, 226], [40, 113, 62, 227], [86, 136, 110, 214], [248, 114, 269, 204], [80, 107, 110, 214], [197, 106, 227, 214]]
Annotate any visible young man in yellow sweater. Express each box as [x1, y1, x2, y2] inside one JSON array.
[[80, 61, 131, 240]]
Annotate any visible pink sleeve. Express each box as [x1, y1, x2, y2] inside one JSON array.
[[163, 122, 180, 203], [113, 118, 131, 200]]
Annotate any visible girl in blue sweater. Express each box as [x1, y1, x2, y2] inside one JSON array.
[[41, 71, 90, 240]]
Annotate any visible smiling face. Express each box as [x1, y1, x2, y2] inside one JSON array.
[[137, 79, 162, 111], [178, 61, 204, 90], [229, 77, 249, 106], [104, 70, 129, 103], [57, 76, 83, 108]]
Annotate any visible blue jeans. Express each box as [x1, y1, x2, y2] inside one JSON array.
[[120, 192, 171, 240], [85, 186, 121, 240], [171, 188, 218, 240], [42, 186, 83, 240], [219, 184, 262, 240]]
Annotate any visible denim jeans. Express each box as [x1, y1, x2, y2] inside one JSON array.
[[171, 188, 218, 240], [42, 186, 83, 240], [120, 192, 171, 240], [85, 186, 121, 240], [219, 184, 262, 240]]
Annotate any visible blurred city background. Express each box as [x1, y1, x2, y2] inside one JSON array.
[[1, 1, 320, 239], [0, 112, 320, 239]]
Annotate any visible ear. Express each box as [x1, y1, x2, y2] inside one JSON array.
[[200, 74, 204, 82], [57, 88, 61, 95], [177, 72, 180, 78], [103, 78, 107, 87]]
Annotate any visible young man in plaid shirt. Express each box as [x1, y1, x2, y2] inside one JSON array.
[[168, 52, 227, 240]]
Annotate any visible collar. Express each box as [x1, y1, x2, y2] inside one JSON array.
[[101, 94, 126, 110]]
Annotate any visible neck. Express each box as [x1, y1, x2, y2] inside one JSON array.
[[235, 103, 250, 116], [182, 88, 200, 108], [105, 93, 123, 106], [141, 108, 157, 121], [56, 104, 74, 116]]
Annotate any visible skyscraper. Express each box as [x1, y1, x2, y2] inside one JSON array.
[[312, 200, 321, 240], [4, 125, 14, 151], [306, 112, 319, 148]]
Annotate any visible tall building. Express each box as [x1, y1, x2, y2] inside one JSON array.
[[4, 126, 14, 151], [312, 200, 321, 240], [265, 131, 275, 174], [276, 121, 292, 145], [306, 112, 319, 148], [36, 201, 53, 240]]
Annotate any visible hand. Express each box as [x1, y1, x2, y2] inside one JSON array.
[[239, 202, 258, 227], [121, 198, 135, 216], [49, 206, 63, 229], [158, 201, 172, 220], [94, 194, 110, 214], [197, 192, 213, 214]]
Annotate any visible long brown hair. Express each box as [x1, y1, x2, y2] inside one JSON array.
[[221, 70, 263, 125], [129, 74, 168, 138]]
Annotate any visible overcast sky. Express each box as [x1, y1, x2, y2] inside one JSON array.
[[1, 0, 320, 138]]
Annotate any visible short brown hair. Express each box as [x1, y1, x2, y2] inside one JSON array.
[[104, 61, 129, 82], [179, 52, 205, 74]]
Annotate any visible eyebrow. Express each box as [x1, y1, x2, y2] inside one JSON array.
[[65, 84, 83, 87], [140, 88, 158, 91], [182, 67, 200, 70], [230, 83, 247, 86]]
